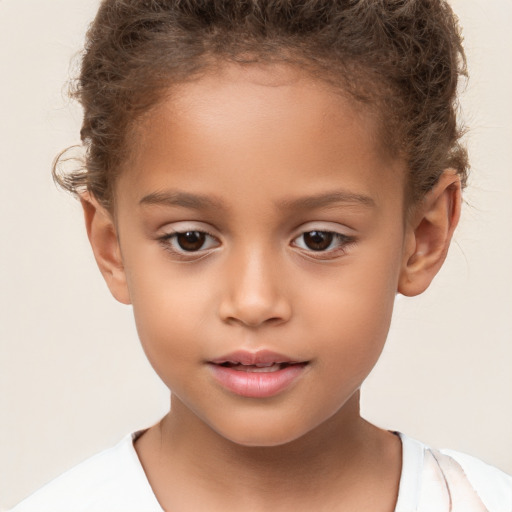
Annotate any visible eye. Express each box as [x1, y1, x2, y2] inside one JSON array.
[[292, 230, 354, 255], [159, 230, 219, 254]]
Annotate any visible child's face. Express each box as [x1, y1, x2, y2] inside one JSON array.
[[111, 64, 411, 446]]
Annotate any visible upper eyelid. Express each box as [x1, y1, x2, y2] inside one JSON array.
[[157, 218, 352, 232], [292, 231, 354, 247], [158, 225, 351, 240], [161, 227, 217, 237], [291, 225, 353, 241], [292, 220, 355, 234], [157, 222, 354, 243], [157, 223, 221, 243], [158, 220, 218, 232]]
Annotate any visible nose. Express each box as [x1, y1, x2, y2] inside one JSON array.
[[218, 246, 292, 328]]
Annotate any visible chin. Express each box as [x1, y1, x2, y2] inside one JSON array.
[[223, 431, 303, 448], [211, 414, 315, 448]]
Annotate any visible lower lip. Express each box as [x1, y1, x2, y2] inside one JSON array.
[[208, 363, 308, 398]]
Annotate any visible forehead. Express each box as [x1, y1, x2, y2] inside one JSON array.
[[149, 63, 381, 150], [120, 62, 405, 211]]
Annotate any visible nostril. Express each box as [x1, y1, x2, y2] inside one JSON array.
[[223, 314, 288, 328], [218, 271, 292, 327]]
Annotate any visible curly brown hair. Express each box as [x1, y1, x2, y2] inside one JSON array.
[[54, 0, 468, 211]]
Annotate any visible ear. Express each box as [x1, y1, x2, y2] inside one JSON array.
[[398, 170, 462, 297], [80, 192, 131, 305]]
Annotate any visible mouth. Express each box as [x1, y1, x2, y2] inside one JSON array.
[[207, 350, 309, 398], [208, 349, 307, 366], [214, 361, 306, 373]]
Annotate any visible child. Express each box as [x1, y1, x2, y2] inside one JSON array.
[[10, 0, 511, 510]]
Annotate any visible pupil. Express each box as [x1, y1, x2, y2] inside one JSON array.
[[304, 231, 333, 251], [177, 231, 205, 251]]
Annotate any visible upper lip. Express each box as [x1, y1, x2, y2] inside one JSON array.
[[208, 350, 306, 366]]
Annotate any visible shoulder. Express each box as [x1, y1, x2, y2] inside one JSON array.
[[9, 432, 162, 512], [438, 447, 512, 512], [396, 433, 512, 512]]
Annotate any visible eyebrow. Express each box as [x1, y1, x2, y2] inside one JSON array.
[[276, 191, 376, 210], [139, 189, 376, 211], [139, 191, 226, 210]]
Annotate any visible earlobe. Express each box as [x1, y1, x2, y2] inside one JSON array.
[[80, 192, 131, 305], [398, 170, 462, 297]]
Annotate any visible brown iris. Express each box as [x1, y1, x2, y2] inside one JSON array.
[[303, 231, 334, 251], [176, 231, 206, 251]]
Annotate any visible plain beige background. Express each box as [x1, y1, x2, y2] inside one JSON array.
[[1, 0, 511, 508]]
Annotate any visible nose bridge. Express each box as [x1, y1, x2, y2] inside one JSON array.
[[219, 240, 291, 327]]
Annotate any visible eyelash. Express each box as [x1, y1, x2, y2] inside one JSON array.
[[292, 231, 356, 259], [157, 230, 356, 260], [158, 230, 220, 261]]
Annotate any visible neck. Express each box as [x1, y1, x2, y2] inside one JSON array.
[[135, 392, 401, 511], [172, 391, 362, 459]]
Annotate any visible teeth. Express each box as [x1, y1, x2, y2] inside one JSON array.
[[231, 363, 283, 372], [216, 361, 303, 372], [221, 361, 285, 367]]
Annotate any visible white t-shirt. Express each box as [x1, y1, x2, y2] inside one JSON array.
[[10, 431, 512, 512]]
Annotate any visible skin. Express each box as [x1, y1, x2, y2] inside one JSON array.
[[82, 63, 461, 511]]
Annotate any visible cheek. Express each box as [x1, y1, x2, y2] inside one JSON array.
[[300, 246, 402, 368], [124, 239, 211, 320], [123, 254, 214, 377], [298, 291, 394, 418], [131, 289, 205, 353], [310, 289, 393, 376]]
